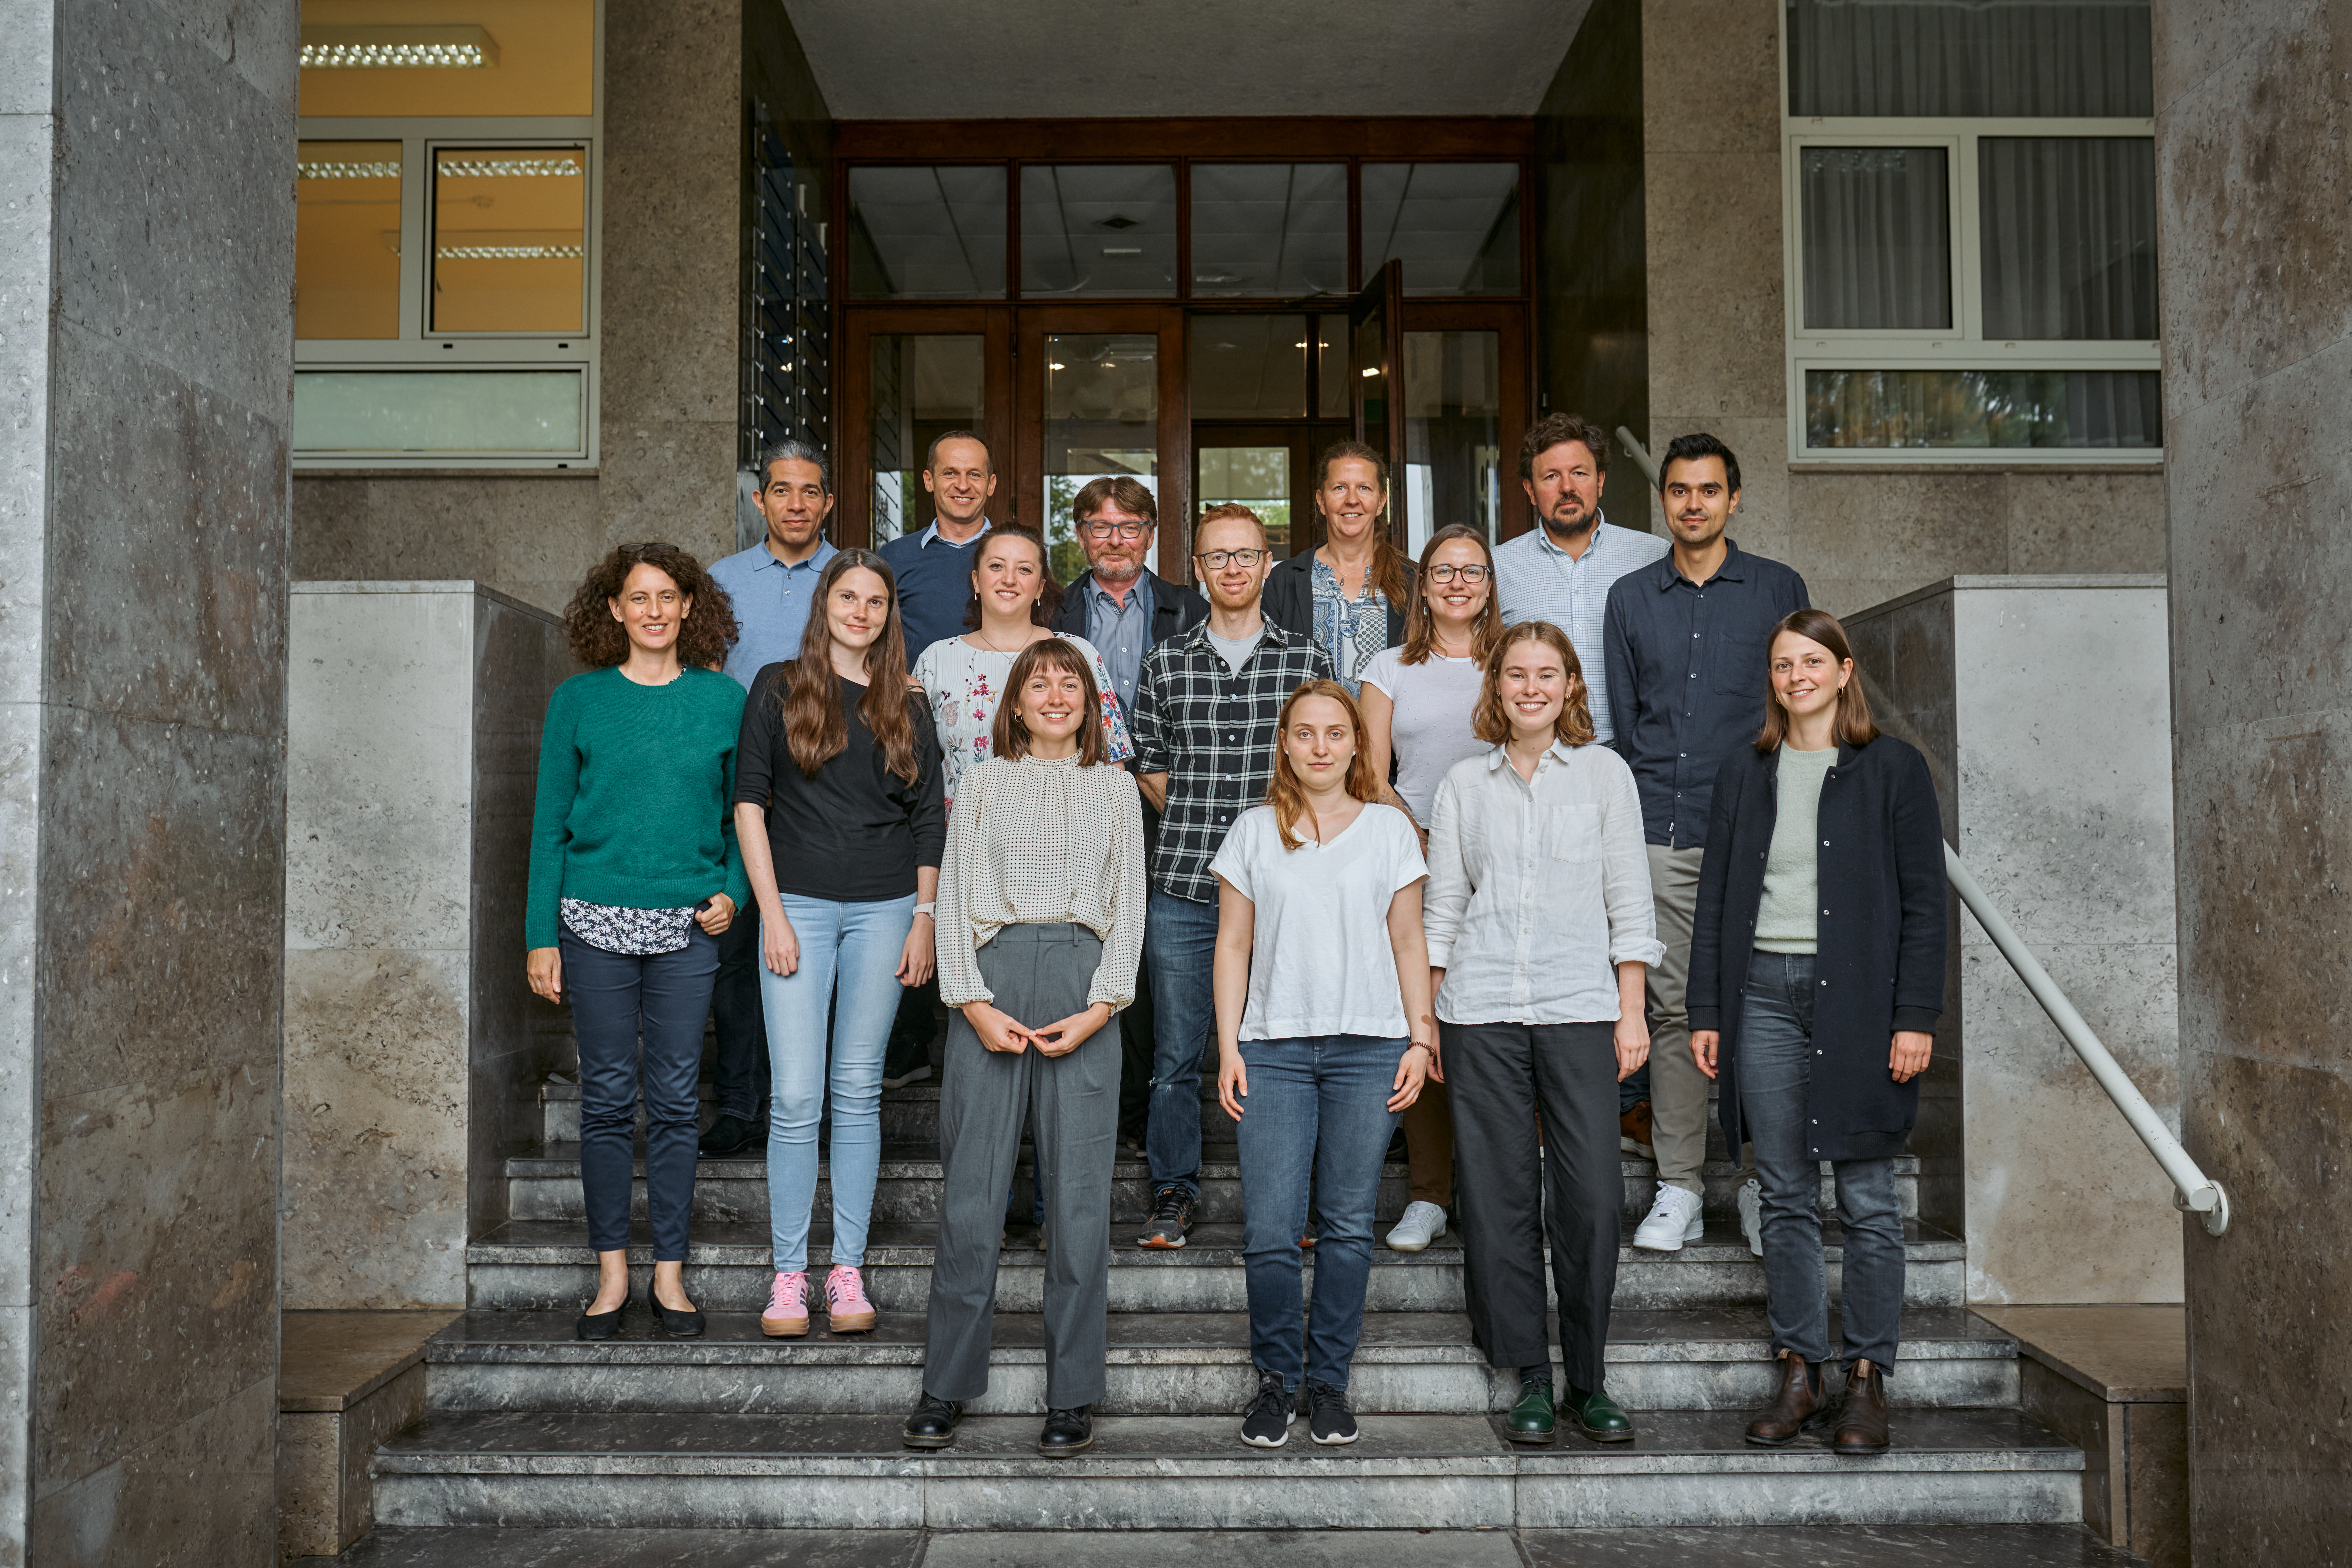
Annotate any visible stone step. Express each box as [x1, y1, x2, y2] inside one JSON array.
[[419, 1306, 2019, 1417], [370, 1407, 2082, 1531], [464, 1220, 1967, 1314]]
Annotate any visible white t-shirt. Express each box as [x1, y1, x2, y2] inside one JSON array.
[[1209, 802, 1428, 1041], [1359, 645, 1487, 825]]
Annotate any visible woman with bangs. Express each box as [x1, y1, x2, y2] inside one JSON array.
[[901, 638, 1146, 1460], [734, 549, 946, 1343], [1424, 621, 1660, 1447], [1209, 680, 1434, 1450]]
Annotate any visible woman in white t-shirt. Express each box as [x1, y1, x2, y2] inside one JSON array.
[[1357, 523, 1502, 1255], [1210, 680, 1434, 1451]]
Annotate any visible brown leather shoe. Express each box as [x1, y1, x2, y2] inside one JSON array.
[[1744, 1348, 1828, 1447], [1619, 1099, 1655, 1159], [1834, 1359, 1891, 1454]]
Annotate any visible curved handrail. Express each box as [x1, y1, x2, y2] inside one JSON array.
[[1611, 425, 2226, 1234]]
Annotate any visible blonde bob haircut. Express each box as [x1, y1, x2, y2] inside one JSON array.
[[1265, 679, 1380, 850], [1472, 621, 1596, 749], [989, 639, 1110, 767]]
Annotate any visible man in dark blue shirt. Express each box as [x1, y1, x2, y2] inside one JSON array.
[[1603, 433, 1809, 1255]]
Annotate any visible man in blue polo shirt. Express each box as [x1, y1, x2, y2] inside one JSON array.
[[697, 439, 837, 1157], [877, 430, 997, 656]]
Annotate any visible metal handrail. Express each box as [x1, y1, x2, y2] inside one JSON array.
[[1610, 426, 2227, 1234]]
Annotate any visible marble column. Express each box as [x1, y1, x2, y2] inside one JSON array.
[[0, 1, 299, 1561], [2154, 0, 2352, 1554]]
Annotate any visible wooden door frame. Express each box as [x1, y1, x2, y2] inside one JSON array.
[[1014, 304, 1190, 581], [837, 305, 1014, 550], [1396, 298, 1536, 541]]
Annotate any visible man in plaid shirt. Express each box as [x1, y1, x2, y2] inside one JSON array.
[[1128, 504, 1335, 1248]]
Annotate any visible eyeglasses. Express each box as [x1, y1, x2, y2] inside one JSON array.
[[1425, 564, 1491, 585], [1080, 520, 1150, 541], [1193, 548, 1268, 570]]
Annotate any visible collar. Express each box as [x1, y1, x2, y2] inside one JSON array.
[[755, 538, 835, 573], [920, 518, 993, 549], [1529, 510, 1611, 561], [1089, 572, 1150, 606], [1650, 539, 1747, 590], [1483, 738, 1579, 772], [1180, 612, 1285, 652]]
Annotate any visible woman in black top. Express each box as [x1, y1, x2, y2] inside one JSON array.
[[734, 549, 947, 1342]]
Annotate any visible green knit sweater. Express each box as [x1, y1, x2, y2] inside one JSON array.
[[525, 666, 752, 949]]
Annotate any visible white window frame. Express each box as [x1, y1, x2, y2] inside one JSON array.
[[1780, 37, 2161, 466], [293, 3, 603, 470]]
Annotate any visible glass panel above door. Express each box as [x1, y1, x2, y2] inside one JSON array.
[[1401, 331, 1503, 553], [1189, 315, 1308, 419], [1044, 333, 1159, 577], [1361, 163, 1521, 296], [847, 166, 1008, 300], [1190, 164, 1348, 297], [869, 335, 986, 545], [1022, 166, 1177, 298]]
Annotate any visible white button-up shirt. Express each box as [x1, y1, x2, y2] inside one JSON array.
[[1424, 738, 1663, 1025]]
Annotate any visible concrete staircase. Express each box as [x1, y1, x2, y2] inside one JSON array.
[[367, 1077, 2087, 1533]]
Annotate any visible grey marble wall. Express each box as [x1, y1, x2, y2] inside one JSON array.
[[2153, 0, 2352, 1553], [1, 1, 299, 1562], [283, 585, 571, 1309]]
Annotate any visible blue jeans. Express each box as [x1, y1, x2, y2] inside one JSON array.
[[760, 893, 915, 1272], [1737, 950, 1905, 1370], [1233, 1033, 1407, 1393], [562, 927, 720, 1261], [1144, 888, 1218, 1199]]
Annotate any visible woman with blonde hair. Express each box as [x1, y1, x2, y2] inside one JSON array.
[[1262, 441, 1416, 693], [1210, 680, 1432, 1449], [1425, 620, 1659, 1444]]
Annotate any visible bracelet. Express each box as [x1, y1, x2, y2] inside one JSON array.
[[913, 902, 936, 920]]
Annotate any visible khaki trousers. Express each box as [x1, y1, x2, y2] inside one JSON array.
[[1645, 843, 1709, 1194]]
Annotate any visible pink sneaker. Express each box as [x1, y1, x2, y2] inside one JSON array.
[[760, 1270, 808, 1338], [824, 1264, 878, 1333]]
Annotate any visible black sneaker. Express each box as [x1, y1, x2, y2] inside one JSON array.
[[697, 1114, 760, 1158], [1240, 1368, 1293, 1448], [1304, 1380, 1358, 1446], [1136, 1187, 1196, 1249]]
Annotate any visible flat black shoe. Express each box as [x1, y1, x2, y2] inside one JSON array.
[[574, 1304, 624, 1341], [698, 1114, 760, 1158], [1038, 1405, 1093, 1456], [648, 1288, 704, 1339], [903, 1392, 963, 1449]]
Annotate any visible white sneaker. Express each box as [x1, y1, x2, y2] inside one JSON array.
[[1632, 1184, 1705, 1252], [1385, 1200, 1448, 1252], [1737, 1177, 1764, 1257]]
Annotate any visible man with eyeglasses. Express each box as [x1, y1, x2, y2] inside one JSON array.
[[1127, 505, 1333, 1248]]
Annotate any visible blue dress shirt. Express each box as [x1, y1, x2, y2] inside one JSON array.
[[708, 537, 838, 690], [1492, 513, 1669, 744]]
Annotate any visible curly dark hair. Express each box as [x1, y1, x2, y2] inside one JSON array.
[[561, 542, 741, 670]]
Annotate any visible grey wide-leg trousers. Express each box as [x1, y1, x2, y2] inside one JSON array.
[[921, 922, 1120, 1409]]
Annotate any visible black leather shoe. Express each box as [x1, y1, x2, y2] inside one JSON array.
[[698, 1114, 760, 1158], [574, 1303, 624, 1341], [1505, 1369, 1556, 1444], [1037, 1405, 1093, 1456], [1565, 1384, 1635, 1443], [902, 1392, 963, 1450]]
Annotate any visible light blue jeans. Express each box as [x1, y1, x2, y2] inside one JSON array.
[[761, 892, 916, 1273]]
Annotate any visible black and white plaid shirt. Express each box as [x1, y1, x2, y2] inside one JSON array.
[[1129, 618, 1335, 902]]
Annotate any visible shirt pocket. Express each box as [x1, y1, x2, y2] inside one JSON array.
[[1544, 803, 1603, 863], [1711, 632, 1768, 698]]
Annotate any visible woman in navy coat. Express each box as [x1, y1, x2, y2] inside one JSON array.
[[1687, 607, 1946, 1456]]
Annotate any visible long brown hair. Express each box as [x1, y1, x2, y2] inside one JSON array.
[[1472, 622, 1596, 748], [959, 524, 1066, 631], [562, 541, 740, 669], [1755, 607, 1879, 753], [1400, 523, 1502, 667], [1313, 440, 1412, 607], [1265, 680, 1380, 851], [779, 550, 923, 782], [989, 640, 1109, 767]]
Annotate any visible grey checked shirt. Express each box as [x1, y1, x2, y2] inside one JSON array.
[[1492, 515, 1669, 744]]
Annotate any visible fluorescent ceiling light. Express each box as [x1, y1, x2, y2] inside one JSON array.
[[437, 157, 583, 179], [298, 160, 402, 180], [301, 26, 497, 68], [438, 244, 584, 260]]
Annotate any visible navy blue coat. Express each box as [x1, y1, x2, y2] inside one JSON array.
[[1688, 734, 1947, 1162]]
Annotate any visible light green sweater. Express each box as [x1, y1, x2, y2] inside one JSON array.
[[1753, 745, 1839, 954]]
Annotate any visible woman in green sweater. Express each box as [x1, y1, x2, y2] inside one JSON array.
[[526, 542, 751, 1341]]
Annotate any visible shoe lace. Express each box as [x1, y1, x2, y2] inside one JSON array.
[[1150, 1188, 1190, 1222], [1306, 1382, 1348, 1421], [1250, 1369, 1289, 1415], [769, 1272, 804, 1311], [827, 1266, 867, 1304]]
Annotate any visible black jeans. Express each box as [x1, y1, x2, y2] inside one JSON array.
[[709, 912, 769, 1122], [564, 927, 720, 1261]]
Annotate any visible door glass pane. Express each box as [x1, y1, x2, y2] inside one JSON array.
[[1803, 369, 2162, 449], [1315, 314, 1348, 418], [1354, 313, 1390, 463], [1022, 166, 1177, 298], [1198, 447, 1295, 561], [298, 0, 596, 117], [1799, 147, 1951, 331], [1401, 332, 1503, 554], [1044, 334, 1158, 577], [847, 166, 1007, 300], [1189, 315, 1307, 419], [1190, 164, 1347, 297], [293, 369, 584, 453], [296, 141, 401, 340], [1786, 0, 2152, 117], [431, 147, 586, 332], [1979, 138, 2157, 341], [869, 335, 985, 545], [1361, 163, 1522, 296]]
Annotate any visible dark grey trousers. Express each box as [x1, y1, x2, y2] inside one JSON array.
[[921, 923, 1120, 1409], [1445, 1019, 1621, 1391]]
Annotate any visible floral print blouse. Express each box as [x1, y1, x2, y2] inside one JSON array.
[[910, 631, 1136, 803], [1311, 555, 1392, 696]]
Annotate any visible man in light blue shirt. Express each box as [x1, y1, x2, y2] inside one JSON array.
[[698, 439, 836, 1160], [1492, 413, 1669, 745], [707, 439, 839, 692]]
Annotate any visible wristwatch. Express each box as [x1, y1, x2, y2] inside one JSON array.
[[913, 902, 937, 920]]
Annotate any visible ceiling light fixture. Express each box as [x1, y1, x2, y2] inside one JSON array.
[[299, 160, 402, 180], [1101, 247, 1141, 258], [437, 243, 583, 260], [1361, 367, 1380, 377], [437, 157, 582, 179], [300, 25, 498, 68]]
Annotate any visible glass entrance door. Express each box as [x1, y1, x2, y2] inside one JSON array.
[[842, 307, 1012, 546], [1017, 306, 1185, 579]]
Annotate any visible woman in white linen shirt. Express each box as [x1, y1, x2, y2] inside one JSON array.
[[1423, 619, 1661, 1448], [902, 639, 1146, 1462]]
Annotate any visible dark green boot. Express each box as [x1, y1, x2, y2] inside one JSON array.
[[1505, 1369, 1556, 1444], [1565, 1384, 1636, 1443]]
